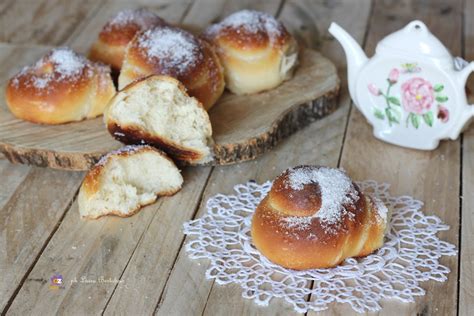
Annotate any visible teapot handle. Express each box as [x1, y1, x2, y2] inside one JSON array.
[[453, 62, 474, 138]]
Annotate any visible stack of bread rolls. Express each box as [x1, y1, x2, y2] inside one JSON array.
[[5, 9, 301, 223], [5, 8, 299, 154]]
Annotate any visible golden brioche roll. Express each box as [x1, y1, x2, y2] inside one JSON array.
[[119, 26, 225, 110], [203, 10, 298, 95], [5, 47, 115, 124], [89, 8, 167, 70], [78, 145, 183, 220], [251, 166, 390, 270]]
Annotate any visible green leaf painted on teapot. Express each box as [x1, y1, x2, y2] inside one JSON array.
[[410, 113, 420, 129], [388, 96, 401, 106], [434, 84, 444, 92], [436, 96, 448, 103], [386, 107, 400, 124], [373, 108, 385, 119], [422, 111, 434, 127]]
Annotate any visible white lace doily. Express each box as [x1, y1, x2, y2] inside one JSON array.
[[183, 180, 456, 313]]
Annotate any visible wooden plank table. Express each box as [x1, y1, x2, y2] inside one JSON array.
[[0, 0, 471, 315]]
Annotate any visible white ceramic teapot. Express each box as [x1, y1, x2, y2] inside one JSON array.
[[329, 20, 474, 150]]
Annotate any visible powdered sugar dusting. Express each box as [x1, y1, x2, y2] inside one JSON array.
[[136, 27, 203, 76], [49, 48, 86, 76], [32, 77, 49, 89], [280, 167, 360, 233], [104, 8, 165, 31], [11, 47, 97, 93], [372, 196, 388, 223], [96, 145, 151, 166], [205, 10, 285, 42], [281, 216, 312, 230], [287, 167, 358, 223]]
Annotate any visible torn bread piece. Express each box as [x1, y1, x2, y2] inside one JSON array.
[[78, 145, 183, 219], [104, 75, 214, 164]]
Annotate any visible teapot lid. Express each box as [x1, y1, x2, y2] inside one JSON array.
[[376, 21, 452, 60]]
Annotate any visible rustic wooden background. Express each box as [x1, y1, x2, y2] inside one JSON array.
[[0, 0, 472, 315]]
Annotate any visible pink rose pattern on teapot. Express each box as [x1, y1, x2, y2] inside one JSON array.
[[368, 63, 449, 129], [401, 78, 434, 114]]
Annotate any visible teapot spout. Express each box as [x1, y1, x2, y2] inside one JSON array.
[[329, 22, 368, 104]]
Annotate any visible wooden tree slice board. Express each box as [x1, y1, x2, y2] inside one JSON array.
[[0, 49, 339, 171]]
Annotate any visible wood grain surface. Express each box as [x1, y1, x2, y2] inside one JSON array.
[[460, 0, 474, 315], [0, 0, 472, 315], [0, 48, 339, 170]]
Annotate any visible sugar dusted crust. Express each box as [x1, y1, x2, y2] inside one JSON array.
[[9, 48, 95, 94], [203, 10, 292, 50], [89, 9, 167, 70], [99, 8, 167, 45], [132, 26, 204, 77], [201, 10, 298, 95], [6, 48, 115, 124], [251, 165, 389, 270], [119, 26, 225, 109]]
